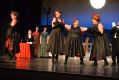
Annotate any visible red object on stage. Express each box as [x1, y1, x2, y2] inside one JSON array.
[[16, 58, 30, 69], [16, 43, 31, 58]]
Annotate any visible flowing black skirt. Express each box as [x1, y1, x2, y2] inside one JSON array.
[[65, 36, 85, 58], [48, 28, 66, 55], [90, 32, 111, 61]]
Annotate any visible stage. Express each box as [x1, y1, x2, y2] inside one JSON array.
[[0, 55, 119, 80]]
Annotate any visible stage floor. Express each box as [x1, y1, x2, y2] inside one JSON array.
[[0, 55, 119, 79]]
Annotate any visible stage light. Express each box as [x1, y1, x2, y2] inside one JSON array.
[[90, 0, 106, 9]]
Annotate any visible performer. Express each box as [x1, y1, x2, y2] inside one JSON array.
[[111, 21, 119, 66], [48, 9, 66, 63], [64, 19, 87, 65], [88, 14, 110, 66], [25, 30, 34, 58], [5, 11, 21, 62], [40, 27, 49, 57], [33, 26, 40, 57]]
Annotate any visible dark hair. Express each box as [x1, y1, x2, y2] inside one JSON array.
[[53, 9, 62, 17], [10, 11, 19, 19], [92, 13, 100, 22], [73, 18, 79, 23]]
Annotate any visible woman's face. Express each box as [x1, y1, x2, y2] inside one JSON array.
[[44, 28, 47, 31], [11, 14, 17, 20], [74, 20, 79, 28], [92, 19, 98, 25], [55, 11, 61, 18], [36, 27, 39, 31], [28, 30, 32, 34]]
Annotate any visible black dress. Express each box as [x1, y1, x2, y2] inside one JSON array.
[[65, 26, 85, 58], [48, 19, 66, 55], [6, 23, 21, 54], [89, 24, 110, 61], [112, 26, 119, 63]]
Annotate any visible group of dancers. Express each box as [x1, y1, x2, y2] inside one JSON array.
[[48, 9, 119, 66], [4, 9, 119, 66]]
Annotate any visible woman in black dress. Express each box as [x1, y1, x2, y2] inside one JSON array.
[[64, 19, 87, 65], [88, 14, 110, 66], [48, 9, 66, 63], [5, 11, 21, 62]]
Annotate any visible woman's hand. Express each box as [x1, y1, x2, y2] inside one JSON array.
[[98, 23, 104, 34], [80, 27, 88, 32], [65, 24, 71, 31]]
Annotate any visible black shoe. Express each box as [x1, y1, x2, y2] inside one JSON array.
[[55, 60, 58, 64], [64, 56, 68, 64], [64, 61, 67, 64], [52, 58, 55, 63], [111, 62, 116, 66], [104, 61, 109, 66], [52, 59, 58, 64], [92, 62, 97, 66], [80, 62, 85, 65]]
